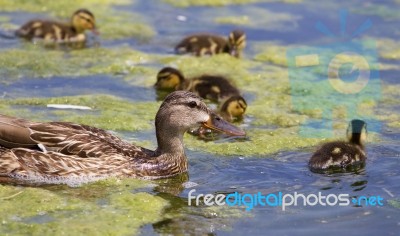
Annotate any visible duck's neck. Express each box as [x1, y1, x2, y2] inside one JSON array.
[[350, 133, 364, 148], [155, 119, 186, 157]]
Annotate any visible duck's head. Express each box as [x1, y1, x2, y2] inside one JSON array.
[[71, 9, 98, 34], [228, 30, 246, 57], [346, 119, 367, 146], [156, 91, 245, 138], [220, 95, 247, 120], [155, 67, 185, 90]]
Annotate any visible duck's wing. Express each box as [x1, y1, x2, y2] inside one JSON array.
[[0, 148, 122, 177], [29, 122, 146, 158], [0, 114, 38, 149], [0, 114, 146, 159]]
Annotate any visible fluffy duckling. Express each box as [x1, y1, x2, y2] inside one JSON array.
[[309, 119, 367, 171], [219, 95, 247, 122], [175, 30, 246, 58], [15, 9, 97, 43], [155, 67, 240, 102]]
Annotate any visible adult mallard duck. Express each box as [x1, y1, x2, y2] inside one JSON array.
[[15, 9, 97, 43], [308, 119, 367, 171], [0, 91, 245, 184], [175, 30, 246, 58]]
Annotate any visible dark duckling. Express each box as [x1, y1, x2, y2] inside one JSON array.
[[175, 30, 246, 58], [16, 9, 97, 43], [309, 119, 367, 171], [155, 67, 239, 101], [219, 95, 247, 122]]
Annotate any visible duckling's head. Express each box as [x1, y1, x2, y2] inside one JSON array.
[[71, 9, 97, 34], [346, 119, 367, 146], [228, 30, 246, 57], [155, 67, 185, 90], [220, 95, 247, 120], [156, 91, 245, 138]]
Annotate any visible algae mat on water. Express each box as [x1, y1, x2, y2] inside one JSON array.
[[0, 179, 168, 235]]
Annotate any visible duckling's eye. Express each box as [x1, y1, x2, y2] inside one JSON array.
[[188, 101, 197, 108]]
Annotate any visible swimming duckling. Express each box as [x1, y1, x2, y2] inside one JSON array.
[[15, 9, 97, 43], [0, 91, 245, 184], [175, 30, 246, 58], [219, 95, 247, 122], [155, 67, 240, 102], [308, 119, 367, 171]]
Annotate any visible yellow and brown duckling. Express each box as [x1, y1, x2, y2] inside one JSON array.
[[309, 119, 367, 171], [15, 9, 97, 43], [0, 91, 245, 185], [175, 30, 246, 58], [155, 67, 247, 120], [219, 95, 247, 122], [156, 67, 239, 101]]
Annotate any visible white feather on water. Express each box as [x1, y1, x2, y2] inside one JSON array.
[[47, 104, 92, 110]]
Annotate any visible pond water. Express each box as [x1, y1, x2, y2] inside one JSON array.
[[0, 0, 399, 235]]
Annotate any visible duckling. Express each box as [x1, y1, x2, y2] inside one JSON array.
[[15, 9, 97, 43], [175, 30, 246, 57], [308, 119, 367, 171], [219, 95, 247, 122], [155, 67, 241, 102], [0, 91, 245, 184]]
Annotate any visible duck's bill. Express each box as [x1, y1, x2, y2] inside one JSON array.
[[202, 114, 246, 136], [230, 49, 239, 57], [91, 28, 99, 35]]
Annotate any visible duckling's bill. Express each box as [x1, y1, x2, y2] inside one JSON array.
[[202, 113, 245, 136]]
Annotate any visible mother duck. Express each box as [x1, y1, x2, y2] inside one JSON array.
[[0, 91, 244, 184]]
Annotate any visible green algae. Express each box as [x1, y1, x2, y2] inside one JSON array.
[[184, 128, 322, 156], [162, 0, 301, 8], [0, 95, 159, 131], [215, 16, 251, 26], [0, 45, 152, 82], [253, 43, 289, 67], [376, 38, 400, 60], [352, 3, 400, 21], [0, 179, 169, 235], [212, 7, 300, 30], [0, 0, 155, 41]]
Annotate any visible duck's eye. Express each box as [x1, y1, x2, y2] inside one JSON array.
[[188, 101, 197, 108]]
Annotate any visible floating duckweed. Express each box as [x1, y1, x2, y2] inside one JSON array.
[[1, 95, 160, 131], [0, 46, 152, 82], [185, 128, 323, 156], [215, 16, 251, 25], [351, 3, 400, 20], [253, 43, 289, 66], [0, 179, 169, 235], [212, 7, 300, 30], [376, 38, 400, 60]]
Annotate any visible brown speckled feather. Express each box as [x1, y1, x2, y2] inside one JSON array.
[[15, 20, 83, 42], [181, 75, 240, 102], [175, 34, 229, 56], [0, 91, 243, 185], [308, 141, 366, 170], [0, 115, 175, 183]]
